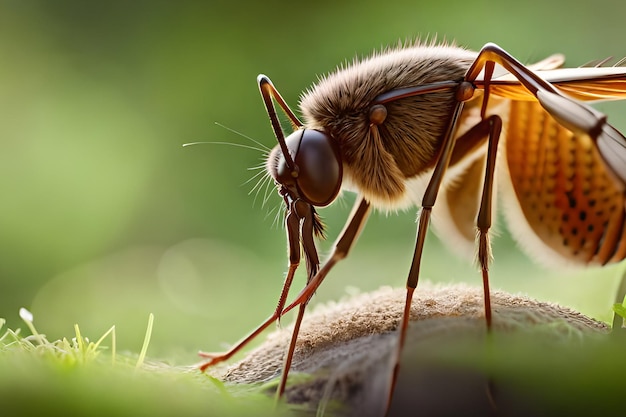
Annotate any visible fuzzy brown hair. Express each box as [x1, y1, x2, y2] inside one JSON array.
[[299, 41, 477, 208]]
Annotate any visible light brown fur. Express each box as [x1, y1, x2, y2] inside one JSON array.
[[299, 41, 477, 208]]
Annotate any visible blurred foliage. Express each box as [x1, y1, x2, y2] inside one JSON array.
[[0, 316, 292, 417], [1, 0, 626, 366]]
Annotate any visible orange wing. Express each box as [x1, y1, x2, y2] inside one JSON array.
[[500, 99, 626, 266], [487, 67, 626, 102]]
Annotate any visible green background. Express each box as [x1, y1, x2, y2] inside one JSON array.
[[2, 0, 626, 363]]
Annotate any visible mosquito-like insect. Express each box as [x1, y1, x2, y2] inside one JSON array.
[[198, 40, 626, 410]]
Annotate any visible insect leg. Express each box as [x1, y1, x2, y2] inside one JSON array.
[[198, 205, 303, 370], [282, 197, 371, 312], [474, 115, 503, 328], [276, 197, 371, 396], [277, 302, 307, 397], [467, 43, 626, 186], [387, 99, 467, 408], [467, 43, 566, 97], [198, 314, 280, 370]]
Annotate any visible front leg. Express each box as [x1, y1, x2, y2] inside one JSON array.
[[276, 197, 371, 397]]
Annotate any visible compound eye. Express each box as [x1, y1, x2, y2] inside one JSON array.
[[294, 129, 342, 206]]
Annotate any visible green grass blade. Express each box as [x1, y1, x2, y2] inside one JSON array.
[[135, 313, 154, 369]]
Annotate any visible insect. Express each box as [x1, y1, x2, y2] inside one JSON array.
[[198, 40, 626, 410]]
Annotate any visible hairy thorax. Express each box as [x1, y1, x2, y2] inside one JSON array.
[[299, 43, 477, 208]]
